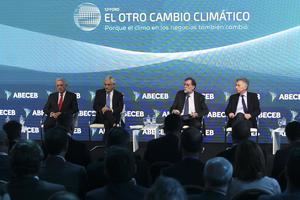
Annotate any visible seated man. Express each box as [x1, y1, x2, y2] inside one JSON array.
[[43, 78, 78, 132], [39, 127, 87, 198], [86, 146, 147, 200], [190, 157, 233, 200], [144, 114, 182, 164], [217, 120, 251, 165], [271, 121, 300, 190], [225, 78, 260, 128], [93, 75, 124, 139], [2, 120, 22, 151], [0, 130, 11, 182], [7, 141, 65, 200], [161, 127, 205, 187], [259, 148, 300, 200], [170, 77, 209, 130]]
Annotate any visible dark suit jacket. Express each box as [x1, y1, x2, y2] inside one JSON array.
[[7, 177, 65, 200], [43, 91, 79, 130], [225, 92, 261, 128], [86, 182, 147, 200], [189, 190, 228, 200], [216, 145, 238, 166], [65, 136, 91, 167], [144, 133, 182, 164], [39, 156, 87, 198], [271, 142, 300, 191], [93, 89, 124, 124], [170, 90, 209, 120], [0, 154, 11, 181], [161, 157, 205, 187], [87, 155, 151, 191]]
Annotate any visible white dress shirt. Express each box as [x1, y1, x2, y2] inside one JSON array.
[[57, 91, 66, 104], [106, 90, 114, 110], [181, 91, 196, 115], [236, 91, 248, 114]]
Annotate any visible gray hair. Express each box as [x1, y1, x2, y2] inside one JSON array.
[[236, 78, 249, 89], [55, 77, 68, 86], [145, 176, 187, 200], [204, 157, 233, 187], [104, 75, 116, 84]]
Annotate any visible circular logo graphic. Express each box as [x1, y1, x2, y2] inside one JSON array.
[[74, 2, 101, 31]]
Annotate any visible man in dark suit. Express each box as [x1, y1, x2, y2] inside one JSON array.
[[171, 77, 209, 130], [189, 157, 233, 200], [161, 127, 205, 187], [87, 127, 150, 191], [217, 120, 251, 165], [225, 78, 261, 128], [2, 120, 22, 151], [0, 130, 11, 181], [93, 76, 124, 137], [271, 121, 300, 191], [86, 146, 147, 200], [259, 148, 300, 200], [7, 140, 65, 200], [43, 78, 79, 132], [39, 127, 87, 198], [144, 114, 182, 164]]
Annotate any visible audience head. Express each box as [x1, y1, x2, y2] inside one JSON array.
[[10, 140, 44, 177], [104, 146, 136, 184], [204, 157, 233, 189], [286, 147, 300, 190], [106, 127, 130, 148], [234, 140, 265, 181], [181, 127, 203, 154], [163, 114, 182, 134], [146, 176, 186, 200], [3, 120, 22, 149], [44, 127, 69, 156], [48, 191, 79, 200], [231, 120, 251, 143], [0, 130, 8, 152], [285, 121, 300, 143]]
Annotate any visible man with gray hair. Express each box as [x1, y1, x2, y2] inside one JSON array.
[[225, 78, 260, 128], [189, 157, 233, 200], [93, 76, 124, 139], [43, 78, 79, 132]]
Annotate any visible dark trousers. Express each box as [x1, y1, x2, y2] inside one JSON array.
[[43, 113, 73, 133], [231, 112, 252, 128], [181, 117, 202, 130], [102, 111, 116, 142]]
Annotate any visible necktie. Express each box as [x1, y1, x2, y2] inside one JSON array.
[[241, 95, 248, 113], [106, 92, 111, 109], [183, 94, 190, 115], [58, 93, 63, 111]]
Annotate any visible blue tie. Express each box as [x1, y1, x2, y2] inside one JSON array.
[[183, 94, 190, 115], [106, 92, 111, 109]]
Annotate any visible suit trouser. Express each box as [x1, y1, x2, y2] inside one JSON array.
[[43, 113, 73, 133]]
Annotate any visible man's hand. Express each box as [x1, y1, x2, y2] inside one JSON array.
[[172, 109, 181, 115], [190, 112, 198, 118], [244, 113, 252, 120], [229, 113, 235, 119], [50, 112, 61, 119], [101, 106, 112, 114]]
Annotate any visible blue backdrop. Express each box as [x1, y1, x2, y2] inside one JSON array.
[[0, 0, 299, 143]]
